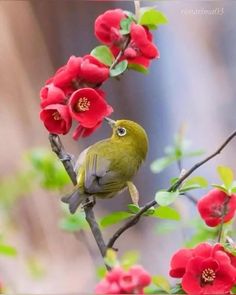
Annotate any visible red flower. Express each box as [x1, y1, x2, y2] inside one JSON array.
[[72, 121, 102, 141], [40, 84, 66, 108], [53, 56, 82, 89], [94, 9, 126, 45], [170, 243, 236, 294], [40, 104, 72, 135], [182, 249, 236, 294], [197, 189, 236, 227], [79, 55, 109, 84], [123, 23, 159, 67], [69, 88, 113, 128], [95, 265, 151, 294]]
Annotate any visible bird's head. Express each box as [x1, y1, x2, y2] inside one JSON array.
[[104, 117, 149, 161]]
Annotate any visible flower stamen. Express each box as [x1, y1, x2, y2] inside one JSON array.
[[76, 97, 90, 112], [52, 111, 61, 120], [201, 268, 216, 284]]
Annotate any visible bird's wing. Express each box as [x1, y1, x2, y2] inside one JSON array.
[[84, 153, 121, 194], [74, 147, 90, 173]]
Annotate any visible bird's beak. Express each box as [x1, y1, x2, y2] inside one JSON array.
[[104, 117, 116, 128]]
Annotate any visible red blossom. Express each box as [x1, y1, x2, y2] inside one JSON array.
[[53, 56, 82, 89], [79, 55, 109, 84], [122, 23, 159, 67], [40, 104, 72, 135], [197, 189, 236, 227], [94, 9, 126, 45], [69, 88, 113, 128], [72, 121, 102, 141], [170, 243, 236, 294], [40, 84, 66, 108]]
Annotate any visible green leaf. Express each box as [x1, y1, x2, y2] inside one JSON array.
[[150, 156, 176, 173], [100, 211, 133, 228], [139, 8, 168, 28], [127, 204, 140, 214], [96, 266, 107, 279], [155, 191, 179, 206], [110, 60, 128, 77], [152, 275, 171, 293], [128, 63, 149, 74], [0, 244, 17, 256], [120, 18, 132, 35], [91, 45, 114, 66], [170, 284, 186, 294], [217, 166, 234, 189], [144, 206, 156, 216], [121, 250, 140, 269], [59, 212, 87, 232], [211, 184, 229, 194], [155, 221, 179, 235], [180, 176, 208, 192], [104, 248, 118, 268], [152, 206, 181, 221]]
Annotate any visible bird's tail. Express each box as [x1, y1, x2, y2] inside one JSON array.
[[61, 188, 86, 214]]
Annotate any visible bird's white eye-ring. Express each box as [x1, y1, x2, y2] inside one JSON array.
[[117, 127, 127, 137]]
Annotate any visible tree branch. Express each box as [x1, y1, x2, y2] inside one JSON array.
[[107, 129, 236, 248], [110, 37, 130, 71], [48, 134, 109, 267]]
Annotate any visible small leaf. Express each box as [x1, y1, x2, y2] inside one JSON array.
[[96, 266, 107, 279], [104, 248, 118, 268], [180, 176, 208, 192], [152, 206, 181, 221], [59, 212, 87, 232], [155, 191, 179, 206], [120, 18, 132, 35], [121, 250, 140, 269], [217, 166, 234, 189], [128, 63, 149, 74], [152, 275, 171, 293], [91, 45, 114, 66], [0, 244, 17, 256], [110, 60, 128, 77], [150, 156, 176, 173], [211, 184, 229, 194], [170, 284, 186, 294], [100, 211, 133, 228], [139, 8, 168, 28], [127, 204, 140, 214], [144, 206, 156, 216]]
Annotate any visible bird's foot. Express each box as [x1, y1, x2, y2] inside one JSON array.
[[82, 197, 96, 209]]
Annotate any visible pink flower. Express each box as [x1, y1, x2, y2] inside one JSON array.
[[69, 88, 113, 128], [40, 104, 72, 135], [94, 9, 126, 45], [95, 265, 151, 294], [197, 189, 236, 227], [40, 84, 66, 108]]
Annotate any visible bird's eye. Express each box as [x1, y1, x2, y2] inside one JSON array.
[[117, 127, 127, 137]]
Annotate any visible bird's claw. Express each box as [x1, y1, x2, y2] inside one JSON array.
[[82, 197, 96, 209]]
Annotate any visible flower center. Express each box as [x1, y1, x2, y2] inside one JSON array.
[[52, 111, 61, 120], [201, 268, 216, 284], [76, 97, 90, 112]]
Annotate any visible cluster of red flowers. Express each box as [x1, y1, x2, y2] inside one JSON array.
[[95, 265, 151, 294], [169, 242, 236, 294], [39, 9, 159, 140], [197, 189, 236, 227]]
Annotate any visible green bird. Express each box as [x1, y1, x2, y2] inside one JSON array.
[[62, 118, 149, 214]]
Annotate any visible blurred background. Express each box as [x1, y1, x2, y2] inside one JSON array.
[[0, 0, 236, 293]]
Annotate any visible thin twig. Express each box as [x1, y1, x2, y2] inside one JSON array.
[[107, 130, 236, 248], [217, 196, 231, 243], [48, 134, 109, 268], [110, 37, 130, 71], [134, 0, 141, 19]]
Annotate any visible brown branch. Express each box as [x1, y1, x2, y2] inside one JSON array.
[[48, 134, 109, 268], [107, 129, 236, 248]]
